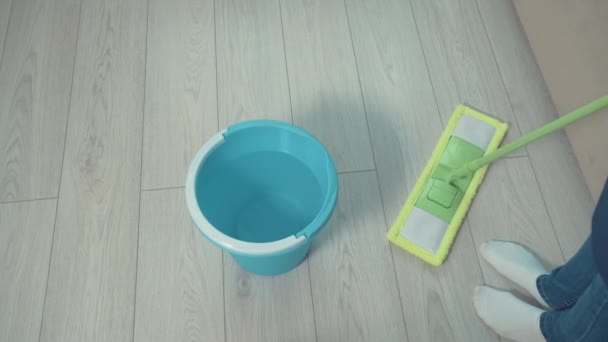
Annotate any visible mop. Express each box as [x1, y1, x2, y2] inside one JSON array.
[[387, 95, 608, 266]]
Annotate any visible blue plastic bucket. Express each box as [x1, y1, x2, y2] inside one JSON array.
[[186, 120, 338, 276]]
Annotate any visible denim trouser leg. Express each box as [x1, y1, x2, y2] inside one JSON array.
[[537, 237, 597, 310], [540, 274, 608, 342]]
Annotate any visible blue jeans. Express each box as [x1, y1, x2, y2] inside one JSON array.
[[538, 238, 608, 341]]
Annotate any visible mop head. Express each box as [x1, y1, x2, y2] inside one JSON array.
[[387, 105, 508, 266]]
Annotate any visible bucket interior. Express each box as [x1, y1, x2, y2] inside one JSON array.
[[195, 123, 334, 244]]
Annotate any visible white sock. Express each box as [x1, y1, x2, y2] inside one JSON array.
[[480, 240, 551, 309], [474, 286, 546, 342]]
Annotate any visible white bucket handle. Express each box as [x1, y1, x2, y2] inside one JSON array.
[[185, 129, 307, 256]]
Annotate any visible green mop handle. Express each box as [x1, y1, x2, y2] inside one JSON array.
[[449, 95, 608, 181]]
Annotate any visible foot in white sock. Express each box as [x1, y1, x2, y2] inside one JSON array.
[[480, 240, 551, 309], [474, 286, 546, 342]]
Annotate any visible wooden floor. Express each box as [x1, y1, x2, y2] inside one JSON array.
[[0, 0, 596, 341]]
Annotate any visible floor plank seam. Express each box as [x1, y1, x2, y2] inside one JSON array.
[[141, 185, 185, 192], [473, 0, 568, 262], [524, 156, 568, 262], [213, 0, 219, 131], [277, 0, 295, 125], [277, 4, 318, 339], [37, 0, 85, 339], [37, 188, 61, 342], [132, 190, 144, 342], [337, 169, 376, 175], [0, 196, 57, 205], [473, 0, 529, 158], [279, 3, 319, 340], [221, 251, 227, 342], [342, 0, 376, 172], [407, 0, 444, 128], [499, 155, 534, 160], [465, 220, 491, 284], [212, 1, 227, 341], [465, 221, 501, 342], [342, 1, 409, 340], [132, 0, 152, 340], [0, 0, 14, 71], [373, 173, 411, 342], [306, 260, 319, 342]]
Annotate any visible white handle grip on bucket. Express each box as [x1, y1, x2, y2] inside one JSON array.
[[185, 129, 308, 256]]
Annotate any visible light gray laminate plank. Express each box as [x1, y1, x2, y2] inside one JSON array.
[[392, 222, 499, 342], [0, 199, 56, 342], [134, 188, 224, 342], [345, 0, 443, 249], [141, 0, 217, 190], [309, 171, 407, 342], [217, 1, 315, 341], [345, 0, 497, 340], [224, 256, 316, 342], [280, 0, 374, 173], [39, 0, 147, 340], [0, 0, 12, 62], [409, 0, 524, 155], [216, 0, 291, 126], [476, 0, 594, 258], [467, 158, 564, 293], [0, 0, 80, 202]]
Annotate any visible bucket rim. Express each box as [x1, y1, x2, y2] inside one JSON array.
[[185, 120, 338, 256]]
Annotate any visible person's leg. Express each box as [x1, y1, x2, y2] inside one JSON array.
[[480, 237, 596, 310], [541, 274, 608, 342], [537, 237, 597, 310]]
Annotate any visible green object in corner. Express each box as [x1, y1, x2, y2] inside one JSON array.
[[429, 94, 608, 226], [416, 137, 484, 222], [449, 95, 608, 181], [388, 95, 608, 267]]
